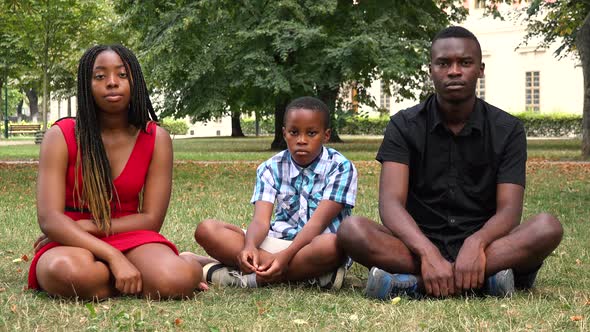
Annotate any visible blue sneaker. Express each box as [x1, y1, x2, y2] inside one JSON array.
[[515, 269, 539, 289], [365, 267, 420, 300], [485, 269, 515, 297]]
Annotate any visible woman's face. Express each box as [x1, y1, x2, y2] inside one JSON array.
[[91, 50, 131, 114]]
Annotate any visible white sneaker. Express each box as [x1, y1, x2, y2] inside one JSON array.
[[312, 266, 346, 290], [202, 263, 257, 288]]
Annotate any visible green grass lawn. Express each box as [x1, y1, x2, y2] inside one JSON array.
[[0, 138, 589, 330]]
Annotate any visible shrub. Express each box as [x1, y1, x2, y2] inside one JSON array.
[[241, 112, 582, 137], [514, 112, 582, 137], [160, 118, 189, 136]]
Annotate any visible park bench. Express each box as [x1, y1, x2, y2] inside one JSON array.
[[8, 123, 41, 136]]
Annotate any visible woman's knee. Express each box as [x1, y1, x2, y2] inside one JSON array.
[[142, 259, 200, 299], [39, 255, 109, 298]]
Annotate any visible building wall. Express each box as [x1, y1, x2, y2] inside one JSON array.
[[364, 0, 583, 116]]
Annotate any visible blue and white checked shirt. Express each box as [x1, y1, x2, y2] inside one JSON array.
[[251, 147, 358, 240]]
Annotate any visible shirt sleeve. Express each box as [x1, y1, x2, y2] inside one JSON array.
[[321, 159, 358, 208], [497, 121, 526, 187], [376, 115, 410, 164], [250, 162, 278, 204]]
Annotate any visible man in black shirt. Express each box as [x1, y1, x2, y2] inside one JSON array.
[[337, 26, 563, 299]]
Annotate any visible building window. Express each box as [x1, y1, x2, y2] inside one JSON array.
[[379, 81, 391, 111], [476, 77, 485, 100], [525, 71, 540, 112], [474, 0, 485, 9]]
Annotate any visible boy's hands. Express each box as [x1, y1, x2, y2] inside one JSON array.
[[237, 245, 260, 274], [255, 251, 291, 282]]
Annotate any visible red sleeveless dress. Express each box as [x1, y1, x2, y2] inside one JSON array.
[[28, 118, 178, 290]]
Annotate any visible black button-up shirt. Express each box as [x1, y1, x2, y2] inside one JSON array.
[[376, 95, 526, 242]]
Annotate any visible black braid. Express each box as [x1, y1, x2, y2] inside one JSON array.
[[75, 44, 157, 233]]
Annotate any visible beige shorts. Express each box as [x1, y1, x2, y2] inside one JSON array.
[[242, 229, 291, 253]]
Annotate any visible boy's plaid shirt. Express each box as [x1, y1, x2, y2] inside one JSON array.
[[251, 146, 358, 240]]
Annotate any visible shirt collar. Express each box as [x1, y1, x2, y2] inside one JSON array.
[[428, 95, 484, 136], [289, 146, 327, 178]]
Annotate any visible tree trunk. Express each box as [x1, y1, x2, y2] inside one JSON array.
[[67, 96, 72, 117], [25, 88, 39, 122], [577, 12, 590, 158], [271, 97, 288, 150], [231, 110, 245, 137], [255, 111, 260, 137], [42, 67, 48, 130], [318, 87, 343, 143], [16, 99, 23, 121]]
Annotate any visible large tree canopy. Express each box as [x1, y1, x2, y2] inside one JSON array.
[[117, 0, 462, 149]]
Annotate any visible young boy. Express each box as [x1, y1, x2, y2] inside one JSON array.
[[194, 96, 357, 289]]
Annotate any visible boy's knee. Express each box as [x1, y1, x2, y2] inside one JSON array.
[[194, 219, 218, 244]]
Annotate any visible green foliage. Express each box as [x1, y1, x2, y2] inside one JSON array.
[[516, 112, 583, 137], [117, 1, 459, 127], [243, 113, 583, 137], [160, 118, 189, 136]]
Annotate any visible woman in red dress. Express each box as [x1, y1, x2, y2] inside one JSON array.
[[28, 45, 207, 300]]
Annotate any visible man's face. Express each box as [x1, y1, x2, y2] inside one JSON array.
[[429, 37, 484, 104], [283, 108, 330, 167]]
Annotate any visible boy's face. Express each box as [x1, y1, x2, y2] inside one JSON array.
[[283, 108, 331, 167]]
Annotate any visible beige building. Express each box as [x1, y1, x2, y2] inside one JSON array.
[[365, 0, 584, 116]]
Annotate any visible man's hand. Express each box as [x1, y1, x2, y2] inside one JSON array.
[[454, 237, 486, 292], [237, 245, 260, 274], [255, 251, 290, 283], [420, 251, 455, 297]]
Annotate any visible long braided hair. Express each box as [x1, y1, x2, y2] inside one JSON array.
[[75, 44, 158, 234]]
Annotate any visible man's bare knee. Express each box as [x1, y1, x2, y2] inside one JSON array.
[[531, 213, 563, 248], [337, 216, 371, 250]]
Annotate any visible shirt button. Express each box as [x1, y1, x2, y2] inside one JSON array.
[[450, 218, 456, 224]]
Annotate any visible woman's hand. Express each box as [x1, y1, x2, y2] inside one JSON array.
[[108, 253, 142, 295], [33, 234, 52, 253]]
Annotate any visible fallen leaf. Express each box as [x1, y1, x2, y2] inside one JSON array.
[[0, 288, 6, 292], [525, 324, 533, 329], [174, 318, 183, 326], [576, 259, 582, 265], [255, 301, 266, 315], [585, 301, 590, 306], [16, 268, 22, 273], [293, 319, 307, 325], [570, 316, 583, 321], [349, 314, 358, 321], [10, 304, 16, 313], [21, 255, 29, 262], [391, 296, 401, 305], [12, 258, 22, 263]]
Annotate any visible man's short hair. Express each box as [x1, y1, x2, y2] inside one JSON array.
[[284, 96, 331, 129], [430, 26, 482, 62]]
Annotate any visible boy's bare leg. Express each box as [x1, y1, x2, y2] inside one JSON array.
[[194, 219, 250, 266], [268, 233, 345, 283], [195, 219, 345, 284]]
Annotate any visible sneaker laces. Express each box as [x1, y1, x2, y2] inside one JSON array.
[[228, 270, 249, 288]]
